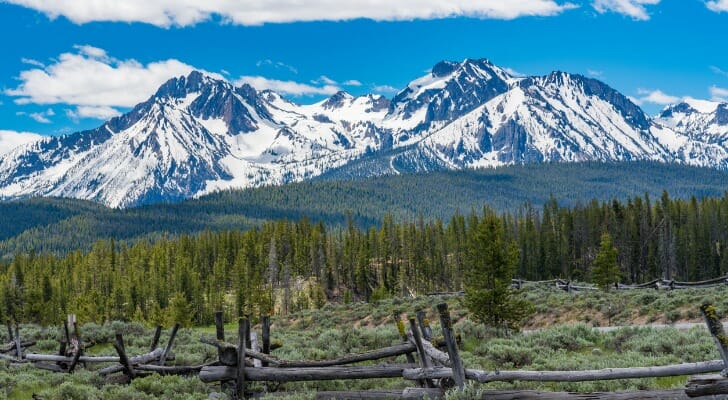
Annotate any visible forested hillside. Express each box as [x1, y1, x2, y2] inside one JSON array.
[[1, 161, 727, 257], [2, 191, 728, 326]]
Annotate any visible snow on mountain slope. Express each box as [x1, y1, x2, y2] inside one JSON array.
[[1, 58, 727, 208], [0, 131, 42, 157]]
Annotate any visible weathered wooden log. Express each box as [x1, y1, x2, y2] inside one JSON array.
[[473, 389, 697, 399], [0, 341, 35, 353], [200, 337, 239, 366], [261, 314, 270, 367], [159, 323, 179, 366], [244, 343, 416, 368], [415, 310, 432, 341], [32, 362, 67, 372], [237, 317, 247, 398], [26, 353, 122, 363], [113, 334, 135, 379], [96, 348, 164, 375], [700, 303, 728, 376], [394, 312, 419, 378], [133, 363, 213, 375], [437, 303, 464, 390], [314, 388, 446, 399], [250, 332, 262, 368], [149, 325, 162, 353], [408, 317, 434, 388], [200, 364, 415, 383], [686, 373, 728, 397], [403, 360, 727, 383], [0, 352, 18, 361], [409, 333, 449, 366], [13, 325, 22, 361], [67, 340, 83, 373], [214, 311, 225, 361]]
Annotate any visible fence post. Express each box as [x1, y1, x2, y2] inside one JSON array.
[[237, 316, 248, 399], [700, 303, 728, 376], [261, 314, 270, 367], [437, 303, 465, 390]]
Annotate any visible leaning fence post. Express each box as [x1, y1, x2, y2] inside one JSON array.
[[415, 310, 433, 341], [261, 314, 270, 367], [159, 323, 180, 366], [149, 325, 162, 352], [700, 303, 728, 376], [437, 303, 465, 390], [237, 316, 248, 399], [13, 324, 22, 361], [409, 316, 435, 388]]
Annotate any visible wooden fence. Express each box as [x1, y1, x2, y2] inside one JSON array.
[[5, 303, 728, 399]]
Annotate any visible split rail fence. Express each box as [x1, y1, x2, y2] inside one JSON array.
[[5, 303, 728, 399]]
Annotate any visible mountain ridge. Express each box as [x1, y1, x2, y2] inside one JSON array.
[[1, 58, 727, 208]]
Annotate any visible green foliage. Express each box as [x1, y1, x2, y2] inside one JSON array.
[[592, 232, 621, 290], [463, 210, 533, 332]]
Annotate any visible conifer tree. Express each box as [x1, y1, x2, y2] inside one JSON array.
[[463, 210, 533, 332], [592, 232, 621, 290]]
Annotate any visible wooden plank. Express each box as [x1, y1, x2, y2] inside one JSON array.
[[314, 388, 445, 399], [200, 364, 414, 383], [686, 373, 728, 397], [159, 323, 179, 366], [437, 303, 465, 390], [237, 317, 247, 399], [403, 360, 726, 383]]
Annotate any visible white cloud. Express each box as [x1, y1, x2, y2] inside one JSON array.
[[632, 89, 679, 105], [21, 58, 45, 68], [0, 130, 43, 156], [17, 108, 55, 123], [588, 69, 604, 77], [256, 59, 298, 74], [372, 85, 400, 95], [67, 105, 122, 121], [6, 46, 198, 110], [503, 67, 525, 77], [593, 0, 660, 20], [314, 76, 338, 86], [343, 80, 363, 87], [710, 86, 728, 101], [236, 76, 340, 96], [3, 0, 578, 27], [706, 0, 728, 12], [710, 66, 728, 78]]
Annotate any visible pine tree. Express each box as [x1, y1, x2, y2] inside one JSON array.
[[463, 211, 533, 333], [592, 232, 621, 290]]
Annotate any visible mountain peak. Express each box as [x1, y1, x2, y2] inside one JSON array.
[[321, 91, 354, 109]]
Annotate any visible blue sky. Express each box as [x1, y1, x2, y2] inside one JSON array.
[[0, 0, 727, 138]]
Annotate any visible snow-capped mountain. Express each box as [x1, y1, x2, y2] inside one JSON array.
[[1, 59, 726, 208]]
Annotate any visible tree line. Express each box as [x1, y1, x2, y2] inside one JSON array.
[[2, 191, 728, 326]]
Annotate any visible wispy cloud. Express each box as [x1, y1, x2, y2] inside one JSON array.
[[631, 89, 679, 105], [6, 45, 199, 109], [236, 76, 341, 96], [710, 66, 728, 78], [710, 86, 728, 101], [593, 0, 661, 21], [372, 85, 400, 95], [256, 59, 298, 74], [2, 0, 578, 27], [0, 130, 43, 156], [503, 67, 526, 77], [588, 69, 604, 77], [706, 0, 728, 12], [16, 108, 55, 123], [66, 105, 122, 121], [343, 80, 363, 87], [21, 58, 45, 68]]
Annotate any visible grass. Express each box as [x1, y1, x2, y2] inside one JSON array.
[[1, 285, 727, 398]]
